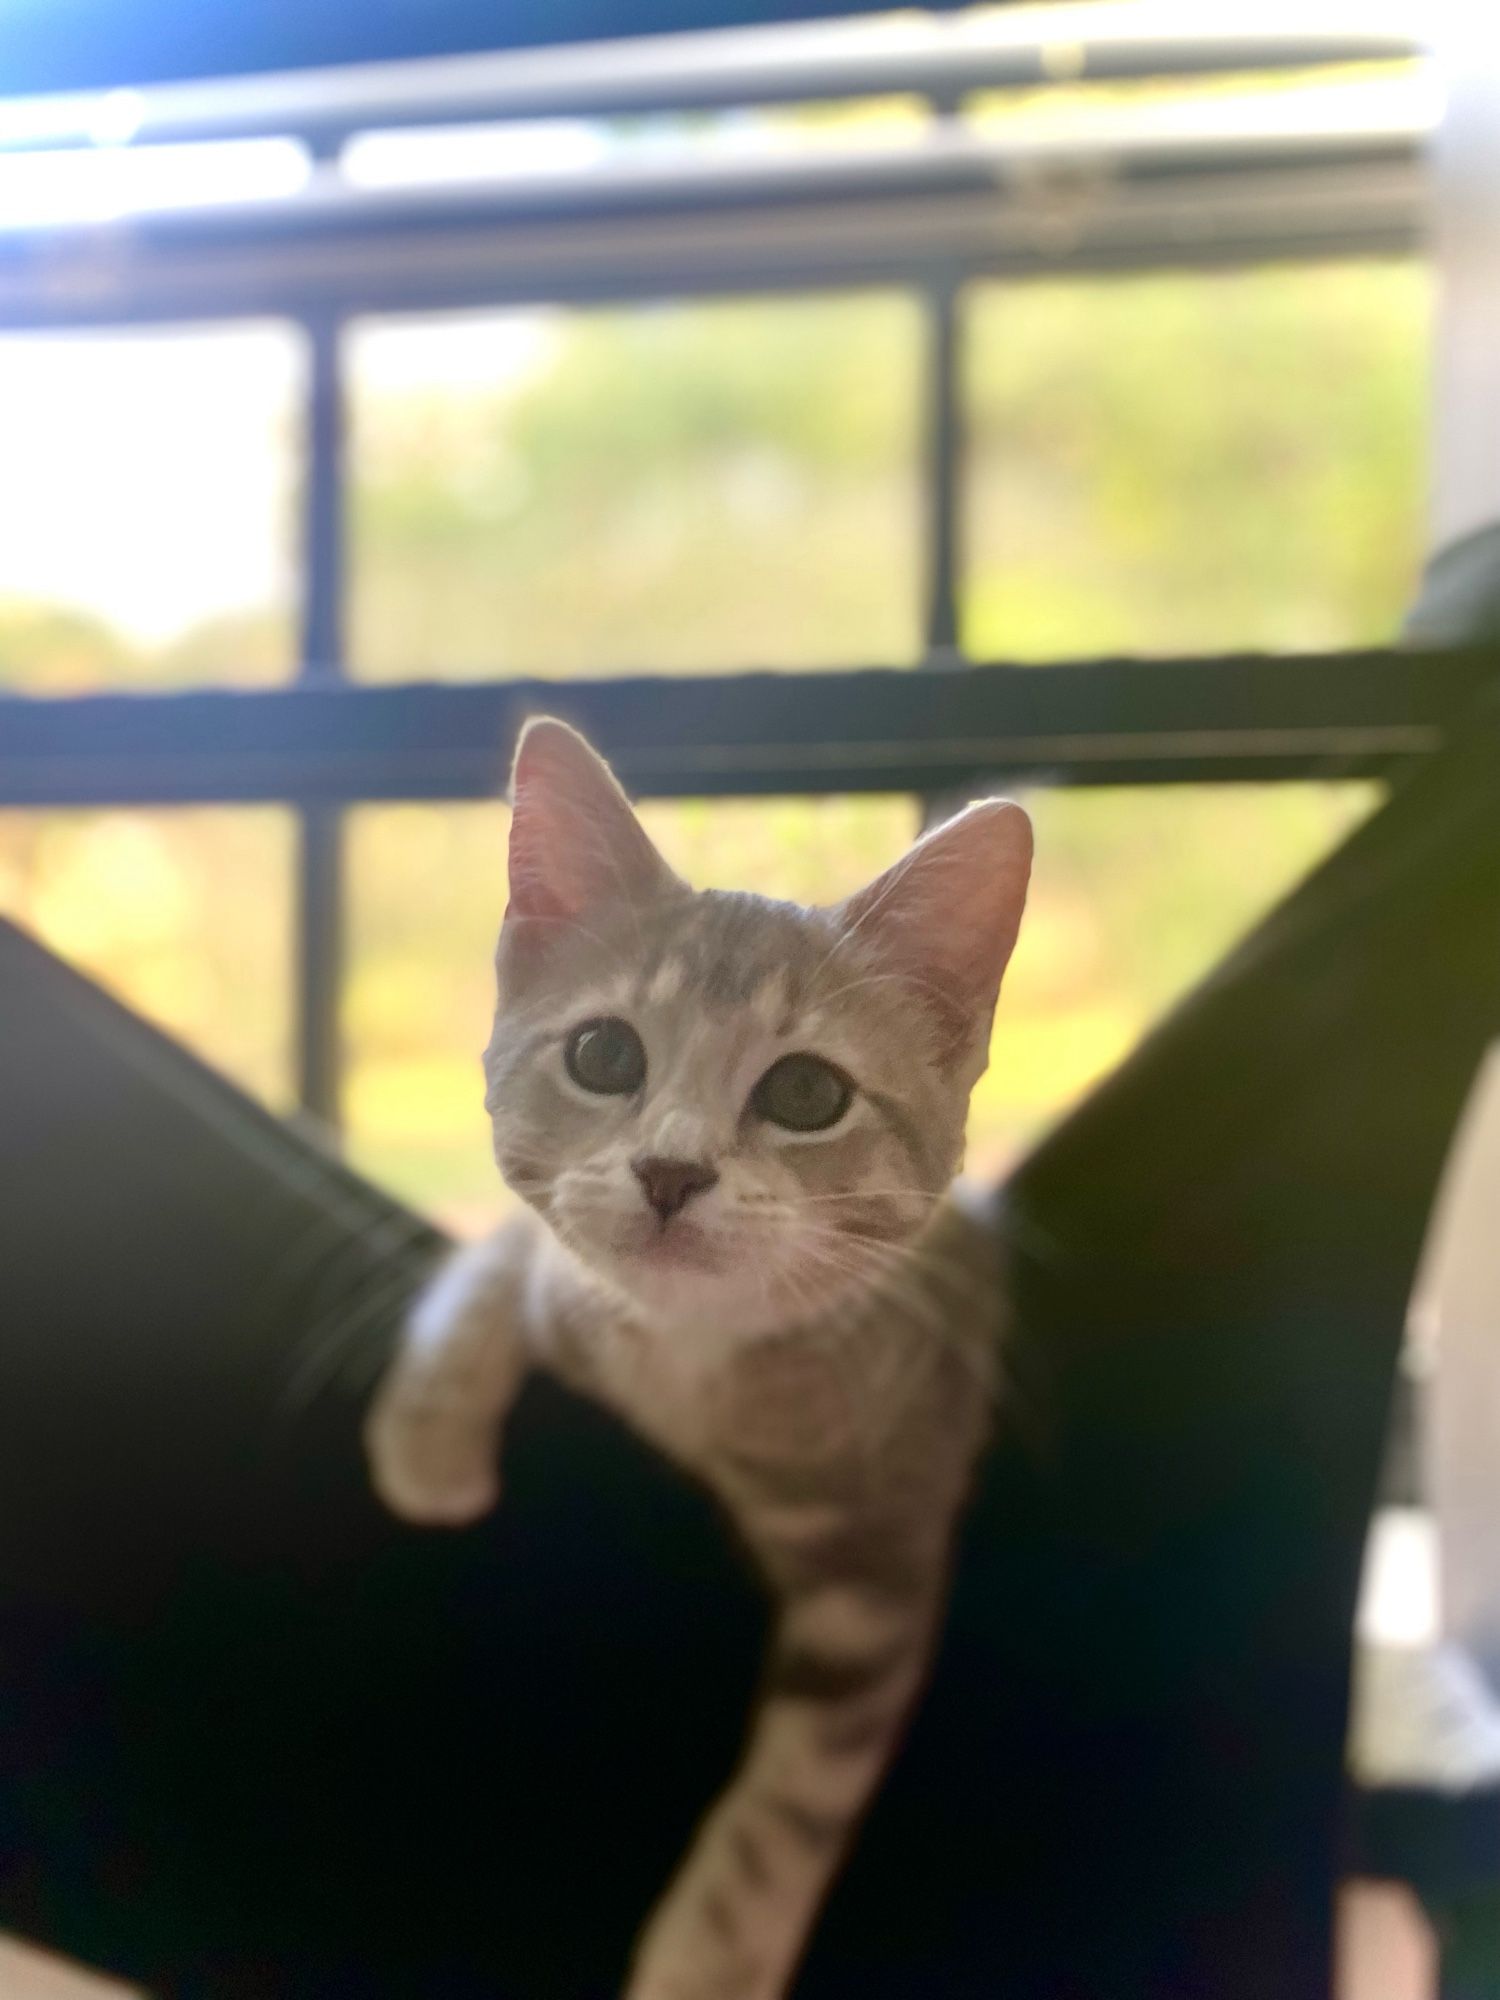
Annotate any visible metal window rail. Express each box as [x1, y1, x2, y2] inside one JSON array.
[[0, 140, 1426, 331], [0, 7, 1424, 155], [2, 651, 1493, 809], [0, 11, 1443, 1127], [0, 8, 1433, 328]]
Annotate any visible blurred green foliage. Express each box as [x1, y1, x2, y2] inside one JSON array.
[[0, 259, 1425, 1227], [966, 266, 1427, 658], [348, 295, 925, 677]]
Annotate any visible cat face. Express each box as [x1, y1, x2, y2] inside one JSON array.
[[484, 721, 1031, 1337]]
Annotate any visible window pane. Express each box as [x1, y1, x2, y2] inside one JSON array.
[[345, 784, 1376, 1228], [344, 804, 505, 1234], [0, 808, 294, 1106], [965, 262, 1429, 660], [967, 782, 1380, 1177], [348, 296, 923, 680], [0, 324, 302, 691]]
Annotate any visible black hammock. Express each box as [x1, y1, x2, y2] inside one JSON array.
[[1, 665, 1498, 2000]]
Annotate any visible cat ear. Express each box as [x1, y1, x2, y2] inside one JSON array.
[[505, 717, 681, 925], [832, 799, 1032, 1048]]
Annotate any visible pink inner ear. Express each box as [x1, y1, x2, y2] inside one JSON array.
[[835, 799, 1033, 1029], [505, 717, 678, 926]]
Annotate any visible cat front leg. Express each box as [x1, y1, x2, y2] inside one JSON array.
[[623, 1570, 942, 2000], [365, 1223, 533, 1526]]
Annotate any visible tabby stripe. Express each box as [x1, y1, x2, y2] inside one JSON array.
[[727, 1820, 773, 1891], [757, 1790, 847, 1849], [767, 1635, 913, 1705], [862, 1087, 932, 1179], [781, 1544, 932, 1599], [730, 1454, 858, 1505], [816, 1698, 905, 1760], [701, 1885, 740, 1944]]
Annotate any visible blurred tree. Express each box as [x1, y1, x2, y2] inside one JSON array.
[[966, 264, 1429, 659], [0, 259, 1426, 1222], [348, 295, 925, 677], [0, 600, 139, 693], [0, 806, 293, 1107]]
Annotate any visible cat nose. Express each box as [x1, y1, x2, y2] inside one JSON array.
[[632, 1155, 719, 1223]]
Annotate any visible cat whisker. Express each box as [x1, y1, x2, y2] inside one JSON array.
[[281, 1261, 428, 1416]]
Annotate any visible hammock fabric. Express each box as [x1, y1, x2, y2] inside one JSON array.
[[1, 671, 1498, 1997]]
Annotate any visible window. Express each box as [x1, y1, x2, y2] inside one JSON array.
[[965, 262, 1429, 660], [348, 296, 924, 679], [0, 19, 1436, 1229], [0, 323, 302, 691], [0, 808, 294, 1106], [972, 781, 1380, 1177]]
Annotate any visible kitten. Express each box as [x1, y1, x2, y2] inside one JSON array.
[[365, 718, 1032, 2000]]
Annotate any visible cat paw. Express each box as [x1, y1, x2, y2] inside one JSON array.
[[364, 1386, 501, 1527]]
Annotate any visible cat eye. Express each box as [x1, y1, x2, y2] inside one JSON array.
[[751, 1053, 853, 1133], [565, 1017, 647, 1096]]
